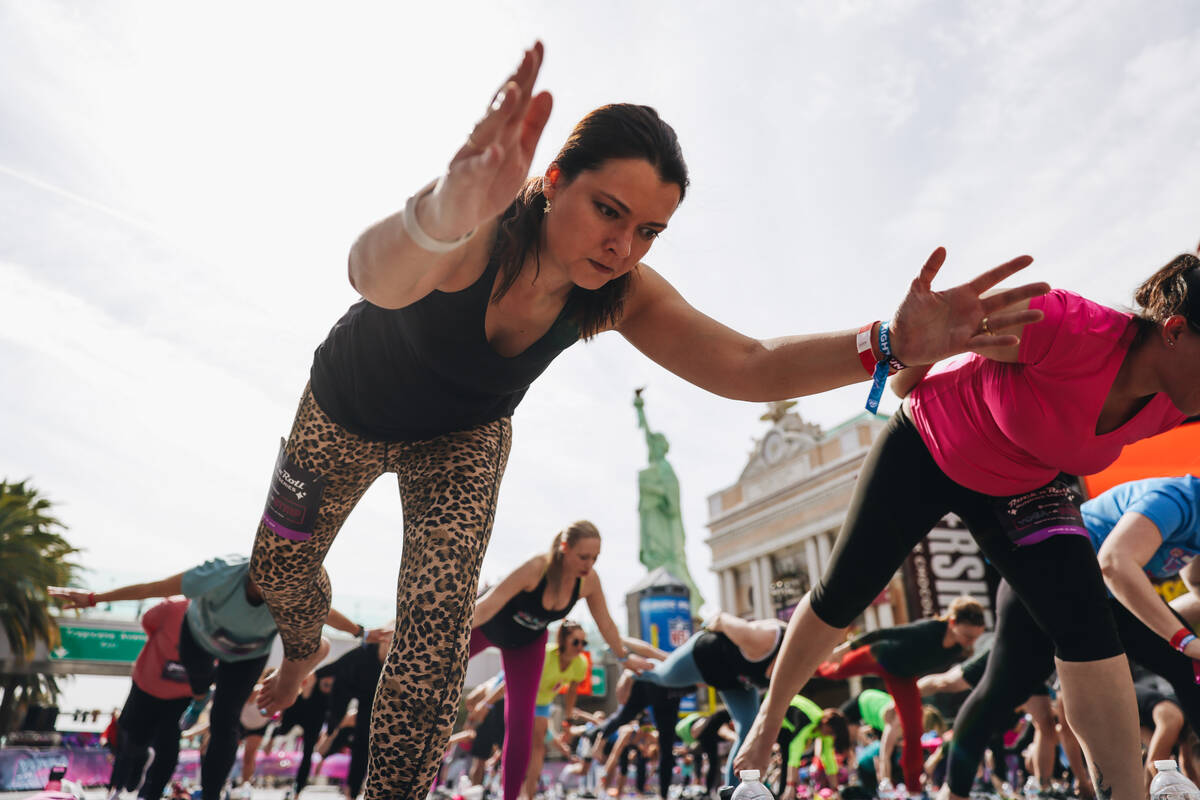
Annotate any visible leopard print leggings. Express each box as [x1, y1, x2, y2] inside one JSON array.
[[250, 385, 512, 799]]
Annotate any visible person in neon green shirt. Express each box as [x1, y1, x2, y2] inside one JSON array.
[[776, 695, 852, 798], [523, 621, 589, 800]]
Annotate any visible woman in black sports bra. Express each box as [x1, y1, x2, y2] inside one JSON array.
[[469, 521, 652, 800]]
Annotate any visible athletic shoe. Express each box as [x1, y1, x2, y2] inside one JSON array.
[[178, 691, 211, 730]]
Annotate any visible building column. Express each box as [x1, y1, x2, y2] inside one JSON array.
[[757, 556, 774, 618], [804, 537, 821, 590], [816, 531, 833, 575], [747, 560, 761, 619], [877, 602, 894, 628], [863, 606, 878, 632], [722, 569, 737, 614]]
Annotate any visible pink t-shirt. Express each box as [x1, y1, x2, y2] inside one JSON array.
[[908, 289, 1185, 496], [131, 596, 193, 700]]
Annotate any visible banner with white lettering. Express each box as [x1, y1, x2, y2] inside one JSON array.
[[901, 516, 1001, 628]]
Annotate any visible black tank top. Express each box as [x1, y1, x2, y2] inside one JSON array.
[[692, 623, 786, 691], [480, 573, 583, 649], [309, 252, 579, 441]]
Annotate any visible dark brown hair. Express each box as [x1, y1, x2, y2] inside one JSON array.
[[544, 520, 601, 589], [491, 104, 689, 339], [556, 618, 585, 651], [1133, 253, 1200, 340], [821, 708, 852, 754]]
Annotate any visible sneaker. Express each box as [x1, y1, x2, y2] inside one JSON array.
[[179, 692, 211, 731]]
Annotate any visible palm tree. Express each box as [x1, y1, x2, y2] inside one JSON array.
[[0, 479, 78, 734]]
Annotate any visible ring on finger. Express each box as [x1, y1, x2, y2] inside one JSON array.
[[979, 316, 993, 336]]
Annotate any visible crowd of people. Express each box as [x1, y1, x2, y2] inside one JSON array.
[[42, 39, 1200, 800]]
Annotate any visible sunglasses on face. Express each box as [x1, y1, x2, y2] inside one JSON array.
[[569, 638, 586, 646]]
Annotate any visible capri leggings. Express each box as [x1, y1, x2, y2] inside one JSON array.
[[468, 628, 548, 800], [810, 406, 1122, 661], [637, 633, 760, 786], [249, 385, 512, 800], [946, 580, 1200, 795], [818, 647, 924, 789]]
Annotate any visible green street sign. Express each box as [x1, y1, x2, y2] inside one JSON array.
[[49, 625, 147, 663], [590, 665, 607, 695]]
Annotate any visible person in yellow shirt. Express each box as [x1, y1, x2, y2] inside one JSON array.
[[523, 621, 589, 800]]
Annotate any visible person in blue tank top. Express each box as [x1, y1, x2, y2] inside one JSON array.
[[245, 41, 1047, 800], [467, 521, 653, 800], [937, 475, 1200, 800]]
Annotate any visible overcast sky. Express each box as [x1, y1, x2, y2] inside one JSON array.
[[3, 2, 1199, 708]]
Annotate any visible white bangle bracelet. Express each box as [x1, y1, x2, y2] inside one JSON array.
[[402, 179, 476, 254]]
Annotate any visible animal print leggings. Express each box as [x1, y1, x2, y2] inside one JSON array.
[[249, 385, 512, 800]]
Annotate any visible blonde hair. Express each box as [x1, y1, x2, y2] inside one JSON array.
[[545, 521, 602, 587]]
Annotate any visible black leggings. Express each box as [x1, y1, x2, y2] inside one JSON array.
[[618, 745, 648, 793], [599, 680, 680, 799], [275, 690, 328, 792], [178, 617, 269, 800], [109, 683, 190, 799], [810, 406, 1122, 664], [692, 708, 729, 794], [947, 582, 1200, 795]]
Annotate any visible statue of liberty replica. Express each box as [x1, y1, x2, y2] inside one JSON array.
[[633, 388, 705, 614]]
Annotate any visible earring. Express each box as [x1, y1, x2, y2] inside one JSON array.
[[544, 198, 552, 214]]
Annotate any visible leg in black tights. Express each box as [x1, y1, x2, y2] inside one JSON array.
[[946, 582, 1056, 796], [200, 655, 269, 800], [601, 680, 682, 798]]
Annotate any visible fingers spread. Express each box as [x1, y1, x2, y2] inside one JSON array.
[[982, 307, 1044, 332], [966, 255, 1035, 293], [966, 333, 1021, 350], [980, 282, 1050, 313], [520, 91, 554, 156], [915, 247, 947, 288]]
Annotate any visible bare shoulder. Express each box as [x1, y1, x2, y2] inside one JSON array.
[[517, 553, 549, 589], [580, 569, 603, 597]]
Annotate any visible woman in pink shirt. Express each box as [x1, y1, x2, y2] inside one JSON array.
[[736, 252, 1200, 800]]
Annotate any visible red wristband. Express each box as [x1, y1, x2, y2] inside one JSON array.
[[87, 592, 97, 608], [856, 322, 880, 376], [1170, 627, 1192, 650]]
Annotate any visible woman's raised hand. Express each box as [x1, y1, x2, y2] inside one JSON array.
[[888, 248, 1049, 366], [423, 42, 554, 239]]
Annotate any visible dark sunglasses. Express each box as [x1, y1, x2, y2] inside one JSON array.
[[569, 638, 586, 646]]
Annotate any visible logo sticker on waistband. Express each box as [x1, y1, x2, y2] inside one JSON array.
[[261, 439, 326, 542], [991, 478, 1088, 547]]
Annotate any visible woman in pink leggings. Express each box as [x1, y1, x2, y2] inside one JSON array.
[[470, 521, 652, 800]]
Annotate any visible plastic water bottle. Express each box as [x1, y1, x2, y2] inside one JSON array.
[[731, 771, 774, 800], [1023, 775, 1041, 799], [1151, 760, 1200, 800], [877, 777, 895, 800]]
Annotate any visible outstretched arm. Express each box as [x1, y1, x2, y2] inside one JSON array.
[[348, 43, 552, 309], [1099, 513, 1200, 658], [50, 573, 185, 608], [616, 250, 1046, 402], [324, 608, 363, 638], [584, 575, 653, 673]]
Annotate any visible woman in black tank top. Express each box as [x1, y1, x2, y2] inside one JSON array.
[[249, 42, 1046, 800], [468, 521, 653, 800]]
